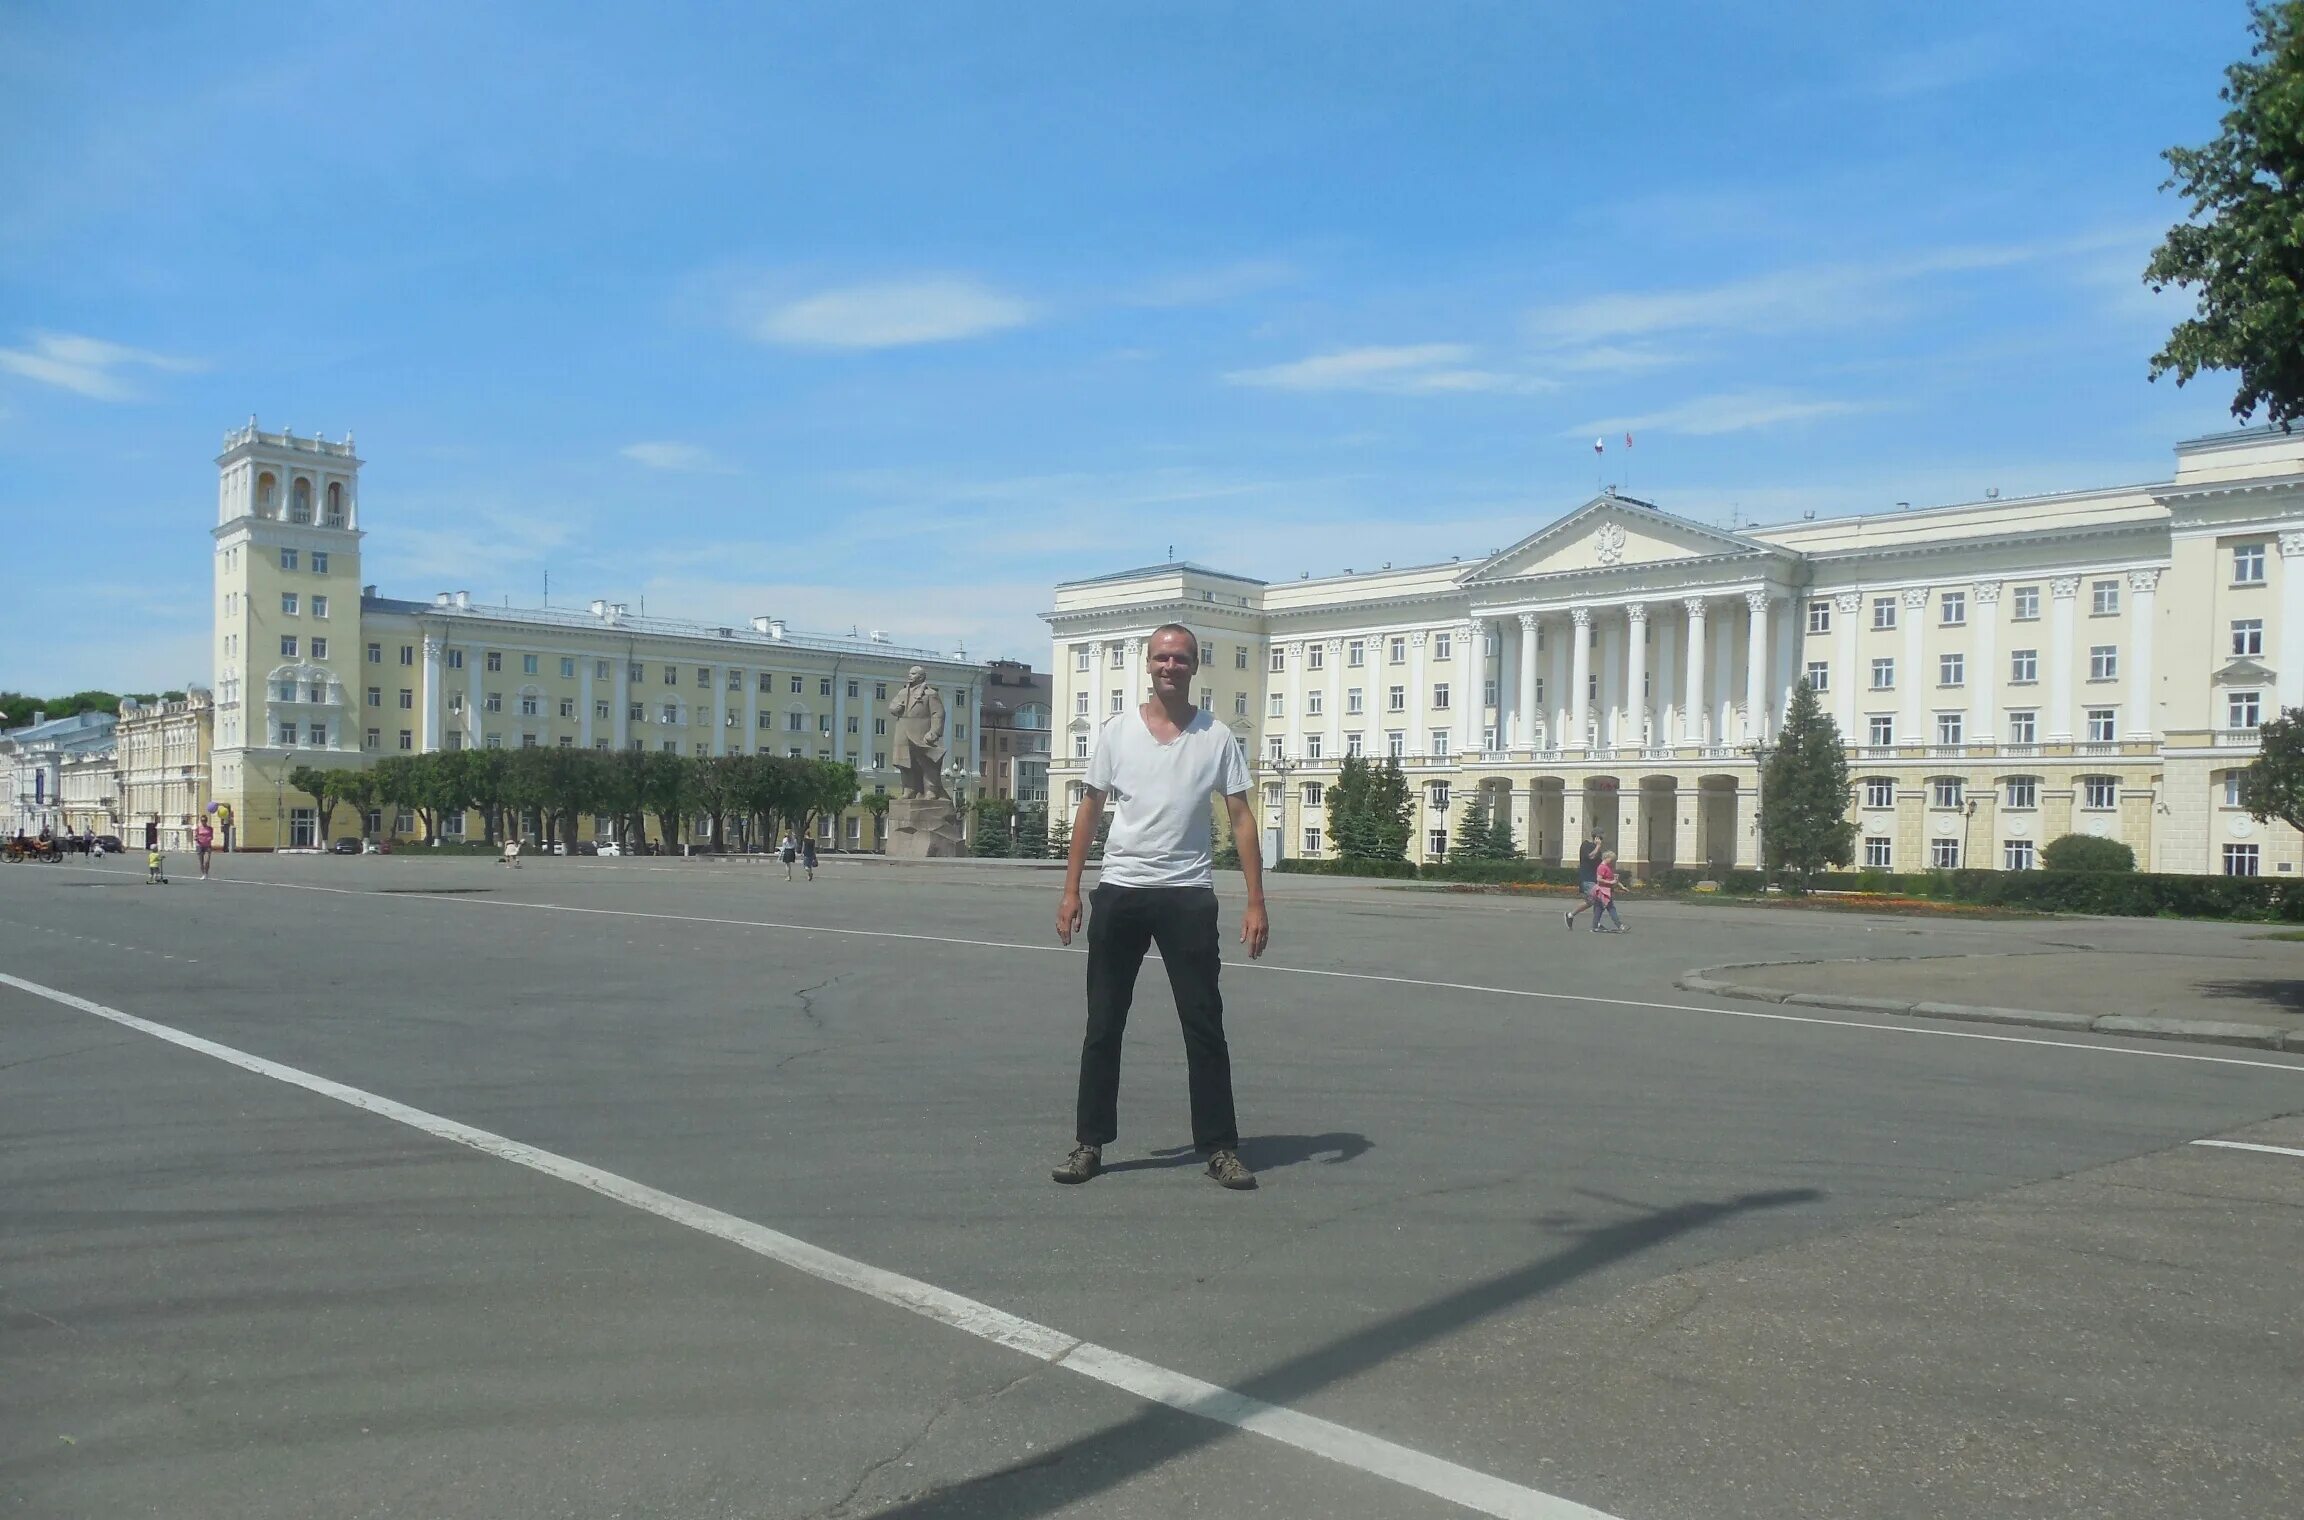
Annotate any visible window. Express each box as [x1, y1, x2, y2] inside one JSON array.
[[1110, 691, 1124, 714], [1864, 836, 1893, 868], [2003, 839, 2035, 871], [846, 714, 861, 733], [366, 685, 382, 707], [364, 727, 380, 750], [819, 677, 832, 697], [846, 679, 860, 699], [1345, 731, 1364, 757], [281, 592, 299, 616], [1305, 733, 1324, 759], [1303, 827, 1323, 856], [727, 669, 741, 691], [789, 675, 804, 694], [1806, 662, 1830, 691], [1302, 781, 1324, 807], [1938, 653, 1964, 686], [1306, 690, 1324, 716], [1082, 734, 1096, 759], [2225, 843, 2261, 876], [1430, 730, 1450, 757], [483, 651, 502, 672], [1266, 735, 1285, 762], [1428, 781, 1451, 810], [2229, 689, 2263, 729], [2009, 648, 2038, 684], [1930, 839, 1961, 869], [311, 551, 329, 574], [1346, 687, 1365, 715], [1862, 777, 1896, 809], [1433, 632, 1453, 661], [311, 595, 328, 620], [1388, 684, 1406, 712], [446, 648, 464, 670], [2085, 708, 2117, 742], [757, 672, 774, 693], [1387, 731, 1405, 758], [280, 548, 299, 570], [1872, 596, 1897, 630], [278, 722, 298, 745], [1868, 714, 1895, 745], [597, 700, 612, 721], [2090, 579, 2119, 616], [1077, 691, 1091, 716], [555, 657, 573, 679], [1870, 658, 1895, 690], [449, 693, 466, 715], [1936, 712, 1964, 744], [367, 642, 382, 663], [1939, 591, 1966, 626], [2004, 776, 2038, 809], [632, 702, 647, 722], [2012, 585, 2040, 620], [1931, 777, 1965, 809], [874, 717, 886, 735], [485, 692, 503, 713], [2234, 542, 2267, 584], [393, 728, 412, 751], [2223, 772, 2246, 808], [1428, 829, 1449, 858], [1234, 691, 1249, 716], [1198, 644, 1213, 668], [2089, 645, 2118, 681], [559, 698, 576, 719], [1234, 647, 1248, 670], [1807, 600, 1831, 634], [2233, 619, 2264, 657], [1269, 647, 1286, 673], [397, 688, 414, 710], [310, 637, 328, 660], [1433, 682, 1451, 710], [1482, 678, 1499, 708], [280, 635, 299, 658], [521, 654, 539, 675], [1261, 781, 1284, 809], [305, 722, 327, 745], [1074, 645, 1091, 672], [1389, 637, 1407, 664], [2082, 775, 2118, 809], [1347, 639, 1366, 667], [1307, 644, 1325, 671], [2007, 710, 2038, 744]]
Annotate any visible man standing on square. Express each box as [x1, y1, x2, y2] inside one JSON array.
[[1054, 624, 1268, 1191]]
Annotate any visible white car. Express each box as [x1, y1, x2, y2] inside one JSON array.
[[595, 842, 622, 857]]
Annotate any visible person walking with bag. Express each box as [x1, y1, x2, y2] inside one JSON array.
[[799, 834, 818, 882], [1591, 849, 1626, 933], [1052, 623, 1268, 1192], [778, 832, 797, 881]]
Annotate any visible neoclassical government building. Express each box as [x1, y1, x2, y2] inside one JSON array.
[[207, 421, 985, 849], [1045, 426, 2304, 878]]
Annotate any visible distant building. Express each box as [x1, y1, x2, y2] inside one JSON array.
[[59, 749, 118, 839], [0, 710, 117, 838], [978, 659, 1050, 806], [116, 690, 214, 851]]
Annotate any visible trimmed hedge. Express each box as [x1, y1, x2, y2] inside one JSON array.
[[1270, 857, 1419, 878]]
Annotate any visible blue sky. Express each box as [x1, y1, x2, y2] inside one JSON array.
[[0, 0, 2257, 692]]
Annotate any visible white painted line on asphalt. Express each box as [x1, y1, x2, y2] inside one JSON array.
[[150, 871, 2304, 1077], [2190, 1138, 2304, 1160], [0, 968, 1616, 1520]]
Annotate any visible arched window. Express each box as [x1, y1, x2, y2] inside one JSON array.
[[1998, 775, 2039, 810], [290, 478, 313, 524], [324, 481, 345, 527], [255, 472, 278, 517]]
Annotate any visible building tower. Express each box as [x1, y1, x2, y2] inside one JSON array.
[[211, 418, 364, 849]]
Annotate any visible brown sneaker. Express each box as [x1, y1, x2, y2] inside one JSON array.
[[1205, 1148, 1257, 1190], [1051, 1143, 1102, 1185]]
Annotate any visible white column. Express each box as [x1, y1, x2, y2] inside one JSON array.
[[421, 636, 444, 751], [1745, 590, 1772, 743], [831, 668, 845, 764], [1711, 601, 1735, 745], [613, 656, 630, 748], [969, 682, 983, 780], [1899, 586, 1928, 747], [1497, 626, 1518, 748], [2047, 577, 2079, 742], [1969, 583, 2000, 744], [715, 667, 730, 757], [744, 667, 759, 754], [1598, 614, 1622, 750], [1285, 640, 1304, 758], [1407, 631, 1426, 755], [1681, 597, 1707, 746], [2125, 569, 2159, 739], [468, 651, 484, 750], [1457, 619, 1481, 756], [1569, 608, 1592, 751], [1773, 597, 1798, 720], [1834, 592, 1861, 737], [1516, 615, 1540, 751], [1548, 618, 1570, 748], [579, 658, 595, 749], [1655, 604, 1678, 749], [1625, 603, 1649, 749], [2280, 533, 2304, 714], [1326, 638, 1345, 759]]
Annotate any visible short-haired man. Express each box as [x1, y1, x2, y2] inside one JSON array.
[[1565, 828, 1605, 929], [1054, 624, 1268, 1190]]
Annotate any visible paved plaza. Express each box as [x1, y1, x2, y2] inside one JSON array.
[[4, 853, 2303, 1519]]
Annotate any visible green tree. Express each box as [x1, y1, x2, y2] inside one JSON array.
[[802, 761, 859, 845], [1046, 807, 1072, 861], [2041, 833, 2139, 872], [338, 770, 379, 840], [860, 791, 892, 853], [688, 755, 746, 851], [2145, 2, 2304, 427], [286, 764, 364, 844], [2242, 705, 2304, 840], [1761, 679, 1856, 883], [1326, 755, 1375, 860], [1012, 802, 1047, 860], [1483, 798, 1520, 860], [1363, 759, 1415, 863], [973, 796, 1014, 856], [1449, 795, 1493, 862], [639, 751, 693, 850]]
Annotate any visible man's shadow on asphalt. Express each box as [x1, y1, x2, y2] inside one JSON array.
[[860, 1184, 1823, 1518], [1100, 1132, 1373, 1176]]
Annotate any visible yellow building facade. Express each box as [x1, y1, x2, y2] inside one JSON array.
[[1045, 426, 2304, 879], [208, 422, 984, 849]]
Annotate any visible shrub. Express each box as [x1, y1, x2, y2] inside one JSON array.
[[1270, 857, 1418, 878], [2040, 834, 2137, 872]]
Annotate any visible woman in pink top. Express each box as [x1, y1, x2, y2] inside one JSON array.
[[1591, 850, 1625, 933], [193, 818, 215, 879]]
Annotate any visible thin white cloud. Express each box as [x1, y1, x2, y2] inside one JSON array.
[[619, 440, 730, 473], [1125, 259, 1298, 308], [0, 331, 200, 401], [1571, 390, 1874, 438], [738, 276, 1034, 350], [1853, 36, 2013, 100], [1224, 344, 1550, 395]]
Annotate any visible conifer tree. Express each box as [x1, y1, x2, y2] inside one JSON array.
[[1760, 679, 1856, 884], [1450, 795, 1493, 862]]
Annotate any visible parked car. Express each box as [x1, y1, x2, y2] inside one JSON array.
[[94, 835, 123, 854], [567, 840, 599, 856], [595, 842, 622, 857], [328, 837, 362, 854]]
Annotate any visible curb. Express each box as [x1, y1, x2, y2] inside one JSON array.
[[1677, 964, 2304, 1053]]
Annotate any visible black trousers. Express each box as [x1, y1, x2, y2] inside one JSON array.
[[1075, 884, 1239, 1152]]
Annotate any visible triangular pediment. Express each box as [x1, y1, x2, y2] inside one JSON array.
[[1460, 494, 1790, 585], [2215, 656, 2277, 686]]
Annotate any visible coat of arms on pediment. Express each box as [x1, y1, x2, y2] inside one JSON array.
[[1593, 523, 1627, 565]]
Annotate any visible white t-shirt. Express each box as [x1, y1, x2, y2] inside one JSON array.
[[1085, 706, 1251, 889]]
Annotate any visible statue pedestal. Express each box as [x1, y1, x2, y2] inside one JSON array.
[[885, 796, 966, 858]]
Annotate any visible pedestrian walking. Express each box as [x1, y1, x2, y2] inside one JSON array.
[[1053, 623, 1268, 1192], [193, 818, 214, 879], [502, 837, 523, 869], [800, 834, 818, 882], [778, 832, 797, 881], [145, 847, 168, 886], [1565, 828, 1605, 928], [1592, 850, 1626, 933]]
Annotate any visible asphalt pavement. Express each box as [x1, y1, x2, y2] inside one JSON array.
[[3, 851, 2301, 1519]]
